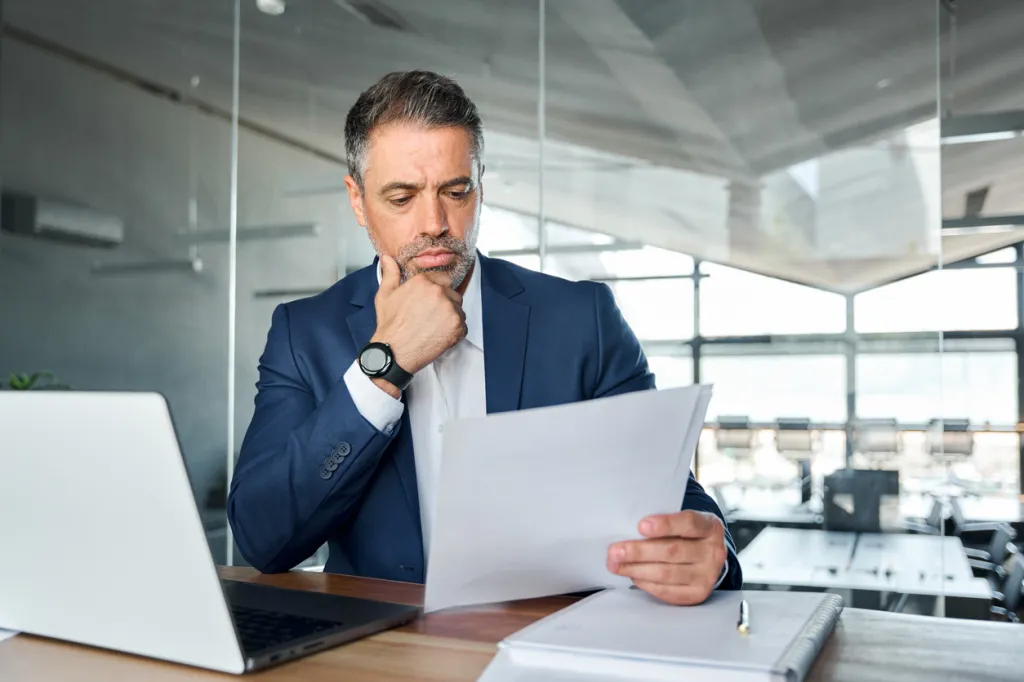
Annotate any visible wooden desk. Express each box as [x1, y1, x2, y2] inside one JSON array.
[[1, 566, 1021, 681]]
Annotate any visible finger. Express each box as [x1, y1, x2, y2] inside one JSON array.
[[609, 561, 698, 586], [632, 580, 711, 607], [609, 538, 703, 566], [379, 254, 401, 292], [639, 511, 719, 540], [443, 287, 464, 306]]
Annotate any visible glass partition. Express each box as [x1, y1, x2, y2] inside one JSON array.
[[0, 0, 237, 563], [539, 0, 1006, 618]]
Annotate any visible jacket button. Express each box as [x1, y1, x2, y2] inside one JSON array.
[[319, 468, 333, 480], [329, 452, 344, 465], [324, 458, 339, 472], [335, 442, 351, 457]]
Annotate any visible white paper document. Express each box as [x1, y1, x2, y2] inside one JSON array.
[[0, 629, 17, 643], [424, 385, 713, 613]]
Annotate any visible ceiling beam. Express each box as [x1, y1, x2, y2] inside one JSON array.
[[943, 214, 1024, 229], [941, 110, 1024, 144]]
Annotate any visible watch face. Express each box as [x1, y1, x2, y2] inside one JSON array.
[[361, 345, 390, 374]]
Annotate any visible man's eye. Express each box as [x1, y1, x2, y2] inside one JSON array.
[[390, 197, 412, 207], [447, 190, 469, 200]]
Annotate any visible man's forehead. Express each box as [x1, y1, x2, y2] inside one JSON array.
[[363, 123, 477, 184]]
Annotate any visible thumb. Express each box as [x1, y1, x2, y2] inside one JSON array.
[[378, 254, 401, 292]]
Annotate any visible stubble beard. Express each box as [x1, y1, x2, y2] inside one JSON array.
[[370, 230, 478, 290]]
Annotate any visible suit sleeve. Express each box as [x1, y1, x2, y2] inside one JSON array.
[[590, 283, 743, 590], [227, 303, 400, 573]]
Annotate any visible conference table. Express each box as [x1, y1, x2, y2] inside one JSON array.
[[1, 566, 1022, 681], [739, 527, 994, 618]]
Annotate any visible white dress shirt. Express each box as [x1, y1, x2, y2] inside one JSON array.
[[342, 260, 729, 586], [343, 261, 486, 563]]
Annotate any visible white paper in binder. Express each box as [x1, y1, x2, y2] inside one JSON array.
[[478, 589, 843, 682]]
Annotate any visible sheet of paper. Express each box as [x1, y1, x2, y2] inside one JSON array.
[[0, 629, 18, 643], [424, 385, 713, 613]]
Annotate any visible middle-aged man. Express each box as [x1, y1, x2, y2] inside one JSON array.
[[228, 70, 742, 605]]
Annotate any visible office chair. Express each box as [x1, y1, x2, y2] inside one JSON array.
[[990, 553, 1024, 624], [949, 497, 1011, 538], [715, 416, 756, 455], [926, 418, 975, 485], [854, 418, 902, 469], [966, 524, 1018, 589], [713, 416, 758, 493], [774, 418, 816, 502], [822, 468, 900, 533], [904, 497, 945, 535]]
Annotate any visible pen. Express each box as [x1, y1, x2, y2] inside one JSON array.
[[737, 599, 750, 635]]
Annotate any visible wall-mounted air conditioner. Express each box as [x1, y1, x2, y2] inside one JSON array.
[[1, 191, 124, 247]]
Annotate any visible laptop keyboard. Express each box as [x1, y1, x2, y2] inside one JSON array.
[[231, 604, 344, 654]]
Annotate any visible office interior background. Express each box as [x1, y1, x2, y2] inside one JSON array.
[[1, 0, 1022, 619]]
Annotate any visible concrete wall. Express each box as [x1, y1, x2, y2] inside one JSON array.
[[0, 37, 374, 516]]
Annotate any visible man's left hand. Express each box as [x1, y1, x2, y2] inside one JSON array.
[[607, 510, 727, 606]]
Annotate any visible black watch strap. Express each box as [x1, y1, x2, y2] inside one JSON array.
[[358, 341, 414, 391]]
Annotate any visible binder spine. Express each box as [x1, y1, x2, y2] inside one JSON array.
[[774, 593, 843, 682]]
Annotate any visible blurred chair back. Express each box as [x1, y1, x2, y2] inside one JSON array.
[[714, 415, 756, 456], [926, 418, 973, 462], [855, 418, 902, 468], [774, 417, 816, 457], [823, 468, 901, 532]]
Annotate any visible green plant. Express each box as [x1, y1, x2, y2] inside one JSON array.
[[2, 371, 72, 390]]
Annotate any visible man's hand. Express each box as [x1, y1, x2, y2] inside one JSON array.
[[607, 510, 727, 606], [370, 254, 467, 393]]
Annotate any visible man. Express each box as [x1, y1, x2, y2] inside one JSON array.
[[228, 70, 741, 606]]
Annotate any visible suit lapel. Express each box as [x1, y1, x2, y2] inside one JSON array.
[[480, 256, 530, 414], [344, 262, 422, 539]]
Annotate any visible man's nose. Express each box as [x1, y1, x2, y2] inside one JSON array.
[[420, 196, 449, 236]]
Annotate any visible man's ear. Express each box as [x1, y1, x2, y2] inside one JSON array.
[[344, 174, 367, 227]]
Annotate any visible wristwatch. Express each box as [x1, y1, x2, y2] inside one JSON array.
[[358, 341, 414, 391]]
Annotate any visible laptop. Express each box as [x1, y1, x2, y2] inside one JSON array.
[[0, 390, 421, 673]]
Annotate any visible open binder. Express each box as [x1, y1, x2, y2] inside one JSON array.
[[479, 588, 843, 682]]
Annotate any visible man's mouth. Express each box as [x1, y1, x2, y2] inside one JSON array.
[[414, 249, 456, 268]]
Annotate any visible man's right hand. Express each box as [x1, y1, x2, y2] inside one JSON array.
[[369, 254, 467, 395]]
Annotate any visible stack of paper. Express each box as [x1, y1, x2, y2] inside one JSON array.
[[425, 385, 712, 613]]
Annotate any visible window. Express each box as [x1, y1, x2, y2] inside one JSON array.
[[857, 351, 1018, 424], [855, 268, 1017, 332], [548, 246, 693, 282], [701, 354, 847, 422], [476, 205, 539, 254], [609, 279, 694, 341], [699, 263, 847, 336], [647, 353, 693, 388]]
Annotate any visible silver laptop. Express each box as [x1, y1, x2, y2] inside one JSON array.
[[0, 390, 420, 673]]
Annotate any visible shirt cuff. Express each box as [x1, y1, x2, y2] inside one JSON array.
[[713, 537, 734, 590], [343, 360, 404, 435]]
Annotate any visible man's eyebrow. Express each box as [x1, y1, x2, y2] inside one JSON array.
[[438, 176, 474, 190], [379, 181, 423, 194]]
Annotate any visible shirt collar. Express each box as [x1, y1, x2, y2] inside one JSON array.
[[375, 254, 484, 351]]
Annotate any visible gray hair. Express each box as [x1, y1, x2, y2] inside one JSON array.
[[344, 70, 484, 187]]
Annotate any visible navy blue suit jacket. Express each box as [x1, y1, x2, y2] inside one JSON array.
[[228, 254, 742, 589]]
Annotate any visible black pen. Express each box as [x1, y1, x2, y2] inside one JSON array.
[[737, 599, 750, 635]]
